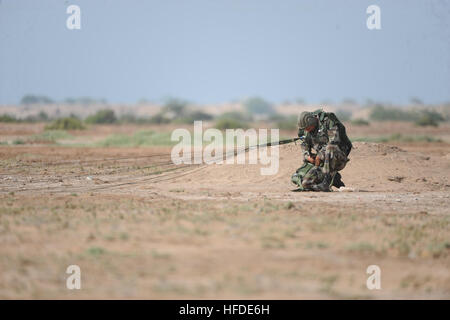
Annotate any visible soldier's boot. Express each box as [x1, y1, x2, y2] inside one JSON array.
[[313, 173, 332, 192], [332, 172, 345, 188]]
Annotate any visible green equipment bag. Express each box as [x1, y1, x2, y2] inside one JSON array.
[[291, 162, 315, 190]]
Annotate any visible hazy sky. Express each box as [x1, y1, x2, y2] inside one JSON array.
[[1, 0, 449, 104]]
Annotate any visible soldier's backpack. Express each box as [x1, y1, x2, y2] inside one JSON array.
[[291, 164, 345, 191], [291, 162, 315, 190]]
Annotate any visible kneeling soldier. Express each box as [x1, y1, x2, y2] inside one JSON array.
[[292, 109, 352, 191]]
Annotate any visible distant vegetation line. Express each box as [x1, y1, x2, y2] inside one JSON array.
[[1, 95, 450, 130]]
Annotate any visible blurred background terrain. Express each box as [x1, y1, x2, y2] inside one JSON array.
[[0, 0, 449, 299]]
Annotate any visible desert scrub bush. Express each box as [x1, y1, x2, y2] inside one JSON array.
[[23, 111, 50, 123], [148, 113, 171, 124], [243, 97, 274, 115], [85, 109, 117, 124], [267, 113, 286, 122], [172, 110, 213, 124], [350, 118, 370, 126], [162, 98, 188, 116], [275, 117, 297, 130], [189, 110, 213, 121], [214, 112, 252, 130], [369, 105, 418, 122], [218, 111, 252, 122], [415, 115, 438, 127], [0, 114, 19, 123], [154, 98, 206, 124], [415, 111, 444, 127], [118, 113, 148, 124], [45, 117, 85, 130], [215, 118, 249, 130]]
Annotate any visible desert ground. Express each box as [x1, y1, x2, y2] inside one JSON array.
[[0, 122, 449, 299]]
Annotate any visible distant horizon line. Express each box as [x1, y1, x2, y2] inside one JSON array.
[[2, 95, 450, 107]]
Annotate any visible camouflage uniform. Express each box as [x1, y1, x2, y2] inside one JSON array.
[[291, 109, 352, 191], [297, 165, 325, 191]]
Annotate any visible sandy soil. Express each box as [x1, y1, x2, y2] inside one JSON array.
[[0, 127, 449, 299]]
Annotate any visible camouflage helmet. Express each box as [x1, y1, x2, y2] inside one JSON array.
[[297, 111, 318, 129]]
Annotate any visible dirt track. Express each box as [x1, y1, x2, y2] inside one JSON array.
[[0, 141, 449, 299]]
